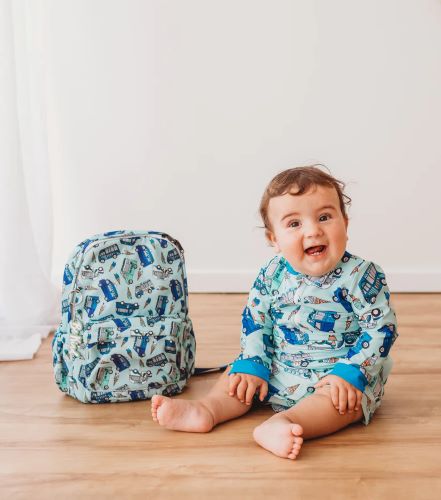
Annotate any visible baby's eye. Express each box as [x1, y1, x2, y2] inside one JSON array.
[[288, 220, 300, 228], [319, 213, 332, 222]]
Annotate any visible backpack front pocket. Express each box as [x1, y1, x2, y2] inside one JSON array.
[[74, 316, 185, 398]]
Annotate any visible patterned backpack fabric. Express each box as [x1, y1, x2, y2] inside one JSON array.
[[52, 230, 197, 403]]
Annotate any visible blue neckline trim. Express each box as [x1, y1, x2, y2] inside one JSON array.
[[284, 259, 300, 276]]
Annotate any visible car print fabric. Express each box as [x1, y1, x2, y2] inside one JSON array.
[[229, 251, 398, 425], [52, 230, 196, 403]]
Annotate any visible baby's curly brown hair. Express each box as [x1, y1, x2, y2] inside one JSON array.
[[259, 165, 351, 239]]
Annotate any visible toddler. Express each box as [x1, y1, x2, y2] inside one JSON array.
[[151, 165, 398, 460]]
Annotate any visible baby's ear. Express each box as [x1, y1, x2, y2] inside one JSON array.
[[266, 230, 280, 253]]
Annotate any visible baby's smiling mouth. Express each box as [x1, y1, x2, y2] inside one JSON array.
[[305, 245, 326, 256]]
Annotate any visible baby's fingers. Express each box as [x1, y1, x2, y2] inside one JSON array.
[[236, 378, 248, 402], [347, 389, 357, 413], [355, 391, 362, 411], [228, 375, 240, 397], [330, 384, 339, 411], [245, 383, 256, 405], [259, 383, 268, 402], [338, 387, 348, 415]]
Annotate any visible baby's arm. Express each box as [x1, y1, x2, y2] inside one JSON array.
[[228, 373, 268, 405], [229, 264, 276, 398], [328, 261, 398, 392]]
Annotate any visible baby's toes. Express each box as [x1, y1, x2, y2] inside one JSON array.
[[150, 395, 163, 420], [293, 438, 303, 450], [287, 442, 302, 459], [152, 395, 165, 409], [287, 450, 299, 460], [287, 427, 303, 459], [294, 436, 303, 446], [291, 423, 304, 438]]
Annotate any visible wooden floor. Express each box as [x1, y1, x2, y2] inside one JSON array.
[[1, 293, 441, 499]]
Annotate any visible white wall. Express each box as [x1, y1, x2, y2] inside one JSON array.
[[46, 0, 441, 292]]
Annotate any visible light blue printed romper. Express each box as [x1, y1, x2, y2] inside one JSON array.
[[229, 251, 398, 425]]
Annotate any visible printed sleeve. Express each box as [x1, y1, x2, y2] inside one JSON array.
[[229, 266, 275, 382], [329, 261, 398, 392]]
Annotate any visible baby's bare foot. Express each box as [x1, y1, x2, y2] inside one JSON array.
[[253, 415, 304, 460], [150, 395, 215, 433]]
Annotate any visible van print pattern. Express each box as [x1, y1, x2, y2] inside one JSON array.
[[52, 230, 196, 403], [229, 251, 398, 425]]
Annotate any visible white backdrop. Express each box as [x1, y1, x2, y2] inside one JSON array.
[[46, 0, 441, 293]]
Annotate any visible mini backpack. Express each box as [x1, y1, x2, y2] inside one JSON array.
[[52, 230, 221, 403]]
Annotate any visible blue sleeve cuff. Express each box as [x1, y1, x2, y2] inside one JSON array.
[[229, 359, 271, 382], [329, 363, 368, 392]]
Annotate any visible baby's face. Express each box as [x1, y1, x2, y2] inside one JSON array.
[[267, 184, 348, 276]]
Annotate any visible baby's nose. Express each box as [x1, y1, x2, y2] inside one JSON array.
[[304, 222, 323, 237]]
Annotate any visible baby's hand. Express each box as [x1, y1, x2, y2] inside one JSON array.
[[314, 375, 363, 415], [228, 372, 268, 405]]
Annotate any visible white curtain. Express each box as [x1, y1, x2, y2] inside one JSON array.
[[0, 0, 58, 361]]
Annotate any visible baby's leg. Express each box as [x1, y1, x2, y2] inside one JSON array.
[[253, 385, 363, 460], [151, 366, 252, 432]]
